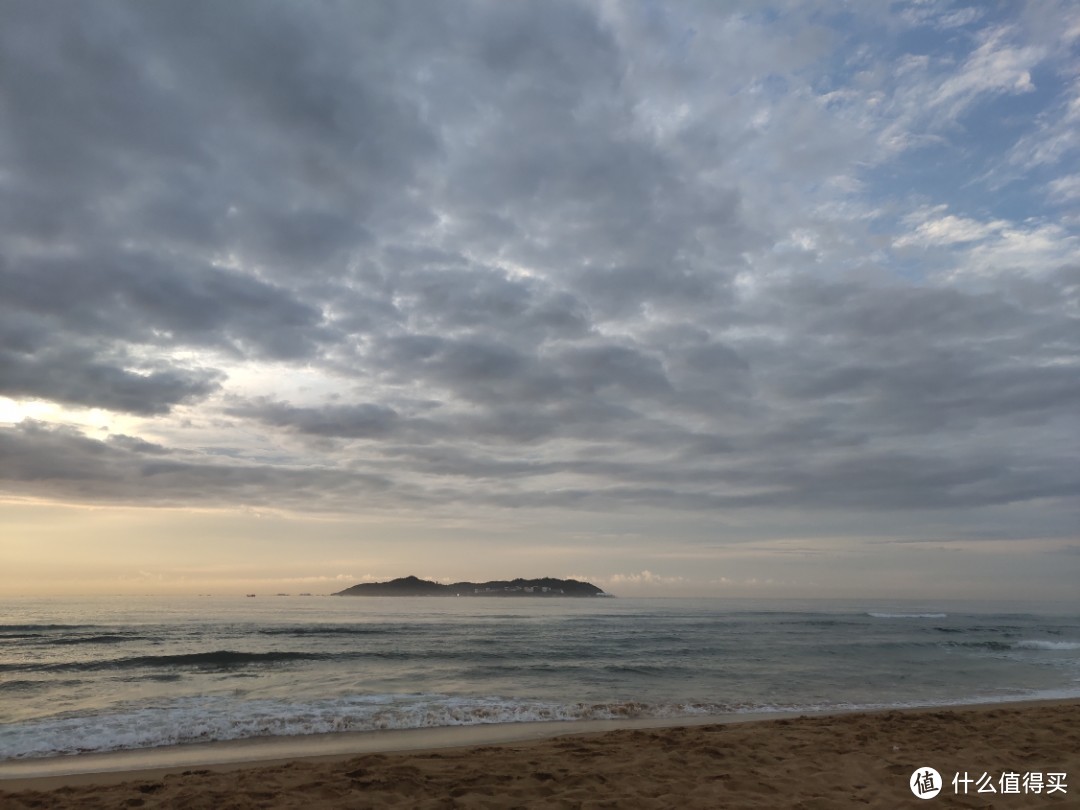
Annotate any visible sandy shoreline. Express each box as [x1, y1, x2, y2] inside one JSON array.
[[2, 699, 1078, 807], [0, 714, 761, 784]]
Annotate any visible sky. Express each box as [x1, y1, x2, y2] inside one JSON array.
[[1, 1, 1078, 599]]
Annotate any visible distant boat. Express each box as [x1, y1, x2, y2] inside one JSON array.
[[245, 594, 256, 597]]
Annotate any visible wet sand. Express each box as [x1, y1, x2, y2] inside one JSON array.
[[2, 700, 1077, 808]]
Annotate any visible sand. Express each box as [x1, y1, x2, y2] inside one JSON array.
[[2, 700, 1077, 808]]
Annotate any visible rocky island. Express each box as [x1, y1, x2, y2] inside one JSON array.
[[332, 575, 608, 597]]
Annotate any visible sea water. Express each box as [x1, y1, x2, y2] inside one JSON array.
[[1, 595, 1078, 761]]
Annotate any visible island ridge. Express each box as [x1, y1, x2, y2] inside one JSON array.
[[332, 575, 607, 597]]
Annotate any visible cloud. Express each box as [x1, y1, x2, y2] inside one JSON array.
[[0, 1, 1076, 556], [0, 347, 221, 415], [606, 570, 685, 586], [0, 420, 396, 511], [228, 399, 405, 440], [928, 25, 1039, 116], [0, 250, 331, 359], [1048, 173, 1080, 202], [894, 208, 1009, 248]]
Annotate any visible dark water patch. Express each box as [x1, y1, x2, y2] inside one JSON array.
[[809, 638, 1017, 654], [0, 650, 330, 673], [603, 663, 690, 676], [470, 637, 505, 646], [0, 624, 96, 632], [726, 611, 856, 620], [112, 672, 184, 683], [934, 625, 1026, 636], [0, 679, 50, 693], [49, 635, 144, 646], [944, 641, 1013, 651], [257, 626, 395, 637], [455, 663, 591, 682], [114, 650, 327, 669], [0, 645, 537, 674], [757, 616, 867, 628], [561, 613, 669, 624]]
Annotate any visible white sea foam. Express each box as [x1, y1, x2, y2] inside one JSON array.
[[867, 612, 947, 619], [1015, 640, 1080, 651], [9, 686, 1080, 761], [0, 694, 724, 760]]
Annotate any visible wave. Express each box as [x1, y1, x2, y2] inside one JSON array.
[[8, 682, 1080, 762], [257, 627, 395, 637], [0, 680, 49, 693], [941, 639, 1080, 652], [934, 626, 1022, 635], [0, 694, 726, 760], [867, 612, 947, 619], [49, 635, 144, 646], [0, 624, 95, 632], [98, 650, 327, 669], [0, 650, 329, 674], [1015, 640, 1080, 651], [944, 641, 1012, 651], [0, 645, 540, 675], [602, 663, 692, 677], [4, 632, 145, 645]]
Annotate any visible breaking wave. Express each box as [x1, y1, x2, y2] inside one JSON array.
[[0, 695, 724, 760], [1015, 640, 1080, 651]]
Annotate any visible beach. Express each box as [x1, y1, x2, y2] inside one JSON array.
[[2, 700, 1077, 808], [4, 597, 1078, 806]]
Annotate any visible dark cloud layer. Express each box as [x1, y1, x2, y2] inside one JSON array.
[[0, 420, 394, 509], [0, 1, 1077, 543], [0, 346, 221, 415]]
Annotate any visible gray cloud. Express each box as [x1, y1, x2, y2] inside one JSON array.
[[0, 0, 1076, 548], [0, 347, 220, 416], [0, 252, 329, 359], [228, 399, 406, 440], [0, 420, 395, 510]]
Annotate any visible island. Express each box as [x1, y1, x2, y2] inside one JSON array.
[[332, 575, 608, 597]]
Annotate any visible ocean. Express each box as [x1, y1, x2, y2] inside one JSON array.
[[2, 595, 1079, 762]]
